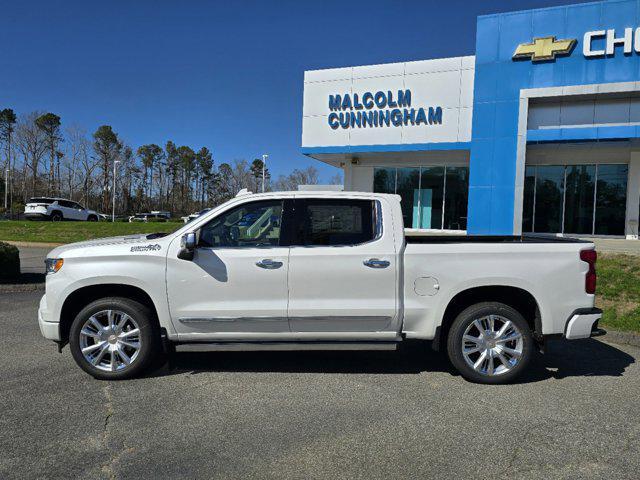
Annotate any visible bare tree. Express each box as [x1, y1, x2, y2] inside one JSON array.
[[15, 112, 47, 197], [273, 166, 319, 191], [329, 172, 343, 185]]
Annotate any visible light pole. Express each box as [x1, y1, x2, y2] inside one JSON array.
[[112, 160, 120, 222], [261, 154, 268, 193]]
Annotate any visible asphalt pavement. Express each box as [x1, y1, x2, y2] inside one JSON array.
[[1, 289, 639, 479], [18, 245, 52, 274]]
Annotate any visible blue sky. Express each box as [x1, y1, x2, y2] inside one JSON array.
[[0, 0, 591, 181]]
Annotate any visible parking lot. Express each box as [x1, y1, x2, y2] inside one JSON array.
[[1, 284, 639, 479]]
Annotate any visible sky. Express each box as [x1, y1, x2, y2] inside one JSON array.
[[0, 0, 594, 182]]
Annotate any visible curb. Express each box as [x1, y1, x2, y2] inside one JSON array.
[[600, 329, 640, 348], [2, 240, 63, 248]]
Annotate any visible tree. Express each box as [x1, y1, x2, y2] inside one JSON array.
[[35, 113, 62, 195], [273, 166, 319, 191], [0, 108, 17, 210], [329, 172, 343, 186], [215, 162, 234, 202], [15, 112, 48, 197], [66, 126, 96, 208], [164, 141, 179, 212], [137, 144, 164, 210], [195, 147, 213, 207], [250, 158, 270, 192], [93, 125, 122, 213], [177, 146, 196, 212]]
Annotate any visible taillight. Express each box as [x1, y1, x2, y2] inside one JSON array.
[[580, 249, 597, 294]]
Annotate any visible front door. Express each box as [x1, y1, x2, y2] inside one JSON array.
[[166, 199, 290, 339], [287, 198, 399, 333]]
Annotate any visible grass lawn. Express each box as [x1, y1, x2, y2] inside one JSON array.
[[597, 254, 640, 334], [0, 220, 183, 244]]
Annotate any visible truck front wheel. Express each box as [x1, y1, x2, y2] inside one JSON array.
[[446, 302, 534, 384], [69, 297, 161, 380]]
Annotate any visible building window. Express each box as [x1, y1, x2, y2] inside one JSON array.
[[564, 165, 596, 235], [522, 166, 536, 233], [373, 165, 468, 231], [396, 168, 421, 228], [420, 167, 445, 229], [534, 165, 565, 233], [595, 164, 628, 235], [444, 166, 469, 230], [522, 164, 628, 236]]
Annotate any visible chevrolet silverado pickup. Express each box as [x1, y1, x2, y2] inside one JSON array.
[[38, 190, 603, 384]]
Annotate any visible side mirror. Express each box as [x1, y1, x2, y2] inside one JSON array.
[[178, 232, 197, 260]]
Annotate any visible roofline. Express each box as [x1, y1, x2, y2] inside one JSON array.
[[477, 0, 605, 20]]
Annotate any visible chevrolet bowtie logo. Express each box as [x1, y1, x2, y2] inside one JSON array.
[[513, 36, 576, 62]]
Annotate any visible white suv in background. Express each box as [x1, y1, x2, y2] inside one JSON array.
[[24, 197, 99, 222]]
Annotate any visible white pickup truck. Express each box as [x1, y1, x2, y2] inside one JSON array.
[[38, 191, 603, 384]]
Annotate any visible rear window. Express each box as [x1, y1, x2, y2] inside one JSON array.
[[28, 198, 54, 205], [294, 199, 376, 246]]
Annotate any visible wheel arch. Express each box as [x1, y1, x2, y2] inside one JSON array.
[[59, 283, 161, 344], [432, 285, 541, 351]]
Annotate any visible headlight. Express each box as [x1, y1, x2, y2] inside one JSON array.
[[45, 258, 64, 274]]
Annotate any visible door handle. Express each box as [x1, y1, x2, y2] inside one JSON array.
[[363, 258, 390, 269], [256, 259, 283, 269]]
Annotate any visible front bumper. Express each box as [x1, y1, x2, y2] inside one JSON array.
[[38, 294, 60, 341], [565, 308, 603, 340]]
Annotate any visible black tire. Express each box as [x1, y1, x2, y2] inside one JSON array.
[[446, 302, 534, 385], [69, 297, 161, 380], [50, 211, 63, 222], [87, 215, 98, 222]]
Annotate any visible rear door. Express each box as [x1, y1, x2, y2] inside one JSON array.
[[55, 200, 73, 219], [287, 197, 399, 333]]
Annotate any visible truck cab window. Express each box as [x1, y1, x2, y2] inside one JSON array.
[[198, 200, 283, 248], [295, 199, 376, 246]]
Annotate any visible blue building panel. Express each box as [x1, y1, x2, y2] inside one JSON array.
[[467, 0, 640, 234]]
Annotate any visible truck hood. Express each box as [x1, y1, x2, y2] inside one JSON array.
[[47, 233, 168, 258]]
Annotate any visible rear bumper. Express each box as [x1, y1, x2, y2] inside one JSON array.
[[565, 308, 603, 340], [38, 294, 60, 341], [24, 212, 49, 220]]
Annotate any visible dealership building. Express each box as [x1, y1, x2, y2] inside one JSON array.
[[301, 0, 640, 238]]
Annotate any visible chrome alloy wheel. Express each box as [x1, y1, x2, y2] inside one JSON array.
[[461, 315, 524, 377], [79, 310, 141, 372]]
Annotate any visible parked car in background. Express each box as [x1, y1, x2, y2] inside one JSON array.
[[181, 208, 212, 224], [129, 211, 171, 223], [24, 197, 99, 222]]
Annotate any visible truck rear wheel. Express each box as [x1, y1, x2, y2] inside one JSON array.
[[69, 297, 160, 380], [446, 302, 534, 384]]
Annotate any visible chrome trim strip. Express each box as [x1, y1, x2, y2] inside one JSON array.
[[179, 317, 288, 324], [289, 316, 393, 323], [179, 315, 393, 324]]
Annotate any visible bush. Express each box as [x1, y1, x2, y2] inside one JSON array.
[[0, 241, 20, 279]]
